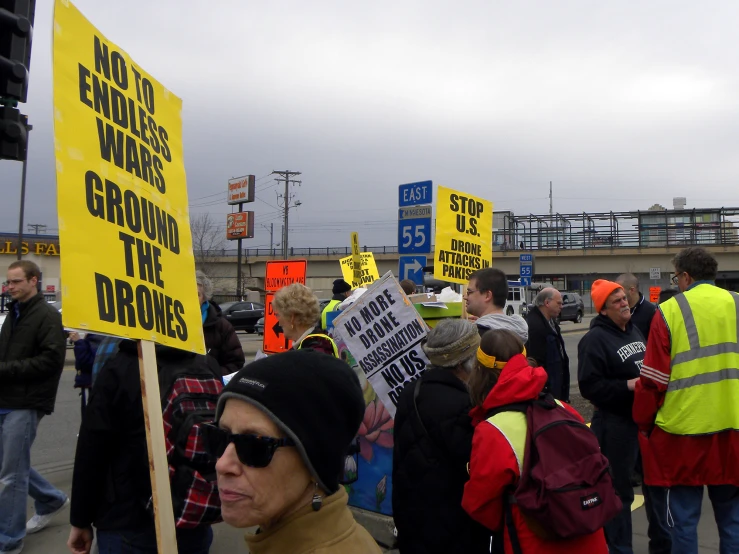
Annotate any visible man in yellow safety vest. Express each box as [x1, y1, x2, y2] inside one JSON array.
[[321, 279, 352, 329], [634, 246, 739, 554]]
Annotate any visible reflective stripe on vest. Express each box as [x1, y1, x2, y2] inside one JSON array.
[[297, 333, 339, 358], [486, 412, 527, 474], [485, 399, 565, 474], [321, 300, 342, 329], [656, 285, 739, 435]]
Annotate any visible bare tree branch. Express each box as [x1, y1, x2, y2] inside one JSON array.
[[190, 213, 224, 274]]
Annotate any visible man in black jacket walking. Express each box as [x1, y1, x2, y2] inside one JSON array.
[[0, 260, 68, 554], [578, 279, 645, 554], [525, 287, 570, 401], [392, 319, 492, 554]]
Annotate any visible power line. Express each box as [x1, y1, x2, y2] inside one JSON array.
[[272, 170, 302, 258]]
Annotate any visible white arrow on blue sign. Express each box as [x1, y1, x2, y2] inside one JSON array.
[[399, 255, 426, 286]]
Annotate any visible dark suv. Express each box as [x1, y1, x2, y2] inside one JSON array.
[[220, 301, 265, 333], [559, 292, 584, 323]]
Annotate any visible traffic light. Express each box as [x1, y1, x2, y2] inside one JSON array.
[[0, 105, 28, 160], [0, 0, 35, 103]]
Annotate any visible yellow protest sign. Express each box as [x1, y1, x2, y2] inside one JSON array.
[[53, 0, 204, 353], [350, 232, 361, 281], [434, 185, 493, 284], [340, 252, 379, 289]]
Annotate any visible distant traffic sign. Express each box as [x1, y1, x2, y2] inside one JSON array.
[[649, 267, 661, 280], [399, 255, 426, 286], [399, 180, 433, 208], [263, 293, 291, 354], [265, 260, 307, 291], [519, 253, 534, 283]]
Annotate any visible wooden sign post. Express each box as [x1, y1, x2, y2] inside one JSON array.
[[138, 340, 178, 553]]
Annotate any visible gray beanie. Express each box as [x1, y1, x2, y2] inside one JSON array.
[[422, 319, 480, 368]]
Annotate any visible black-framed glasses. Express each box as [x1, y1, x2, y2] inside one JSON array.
[[671, 272, 684, 285], [201, 423, 295, 468], [466, 288, 480, 295]]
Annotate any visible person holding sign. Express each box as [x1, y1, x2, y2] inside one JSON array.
[[392, 320, 492, 554], [208, 350, 381, 553], [273, 284, 338, 356], [196, 271, 245, 375], [465, 268, 528, 342]]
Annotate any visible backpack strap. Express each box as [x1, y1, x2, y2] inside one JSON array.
[[485, 400, 531, 419], [410, 378, 451, 465], [504, 492, 524, 554]]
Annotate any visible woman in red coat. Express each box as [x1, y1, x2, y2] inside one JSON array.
[[462, 329, 608, 554]]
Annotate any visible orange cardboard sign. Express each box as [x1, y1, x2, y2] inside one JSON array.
[[649, 286, 661, 303], [265, 260, 307, 291], [262, 293, 293, 354]]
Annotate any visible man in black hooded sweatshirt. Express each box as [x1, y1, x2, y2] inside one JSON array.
[[578, 279, 646, 554]]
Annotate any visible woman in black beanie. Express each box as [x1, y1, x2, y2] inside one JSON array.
[[206, 349, 381, 553]]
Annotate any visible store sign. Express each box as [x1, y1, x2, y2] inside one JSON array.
[[226, 212, 255, 240]]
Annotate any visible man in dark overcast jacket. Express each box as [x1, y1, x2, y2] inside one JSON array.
[[525, 287, 570, 401], [578, 279, 646, 554], [617, 273, 657, 341], [0, 260, 68, 554], [392, 319, 492, 554]]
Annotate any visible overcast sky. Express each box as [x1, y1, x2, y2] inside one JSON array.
[[3, 0, 739, 248]]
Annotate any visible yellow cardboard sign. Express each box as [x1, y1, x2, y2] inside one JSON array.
[[434, 185, 493, 284], [340, 252, 379, 289], [53, 0, 204, 353]]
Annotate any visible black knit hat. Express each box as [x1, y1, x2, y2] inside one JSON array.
[[215, 349, 365, 493], [332, 279, 352, 294]]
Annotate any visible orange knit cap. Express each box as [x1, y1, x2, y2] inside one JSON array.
[[590, 279, 624, 312]]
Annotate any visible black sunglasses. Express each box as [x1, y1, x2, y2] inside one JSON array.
[[202, 423, 295, 468]]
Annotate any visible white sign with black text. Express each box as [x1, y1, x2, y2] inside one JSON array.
[[332, 272, 430, 418]]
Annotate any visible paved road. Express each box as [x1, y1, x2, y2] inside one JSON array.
[[26, 330, 723, 553]]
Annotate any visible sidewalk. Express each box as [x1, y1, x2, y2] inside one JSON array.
[[22, 465, 723, 553], [559, 315, 594, 334]]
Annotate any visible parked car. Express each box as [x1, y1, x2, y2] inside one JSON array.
[[255, 316, 264, 336], [559, 292, 584, 323], [220, 301, 265, 333], [522, 292, 584, 323]]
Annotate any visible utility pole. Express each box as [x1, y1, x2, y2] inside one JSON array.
[[549, 181, 553, 218], [16, 120, 32, 261], [272, 170, 301, 259], [27, 223, 45, 234]]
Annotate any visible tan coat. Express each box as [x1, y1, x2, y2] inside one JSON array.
[[244, 487, 382, 554]]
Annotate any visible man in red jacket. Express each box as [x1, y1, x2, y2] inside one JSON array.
[[634, 247, 739, 554]]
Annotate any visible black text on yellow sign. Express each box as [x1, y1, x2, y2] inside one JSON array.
[[54, 1, 203, 352], [434, 186, 494, 284]]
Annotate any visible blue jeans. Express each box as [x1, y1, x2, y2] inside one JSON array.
[[0, 410, 68, 552], [591, 410, 639, 554], [643, 484, 671, 554], [97, 525, 213, 554], [667, 485, 739, 554]]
